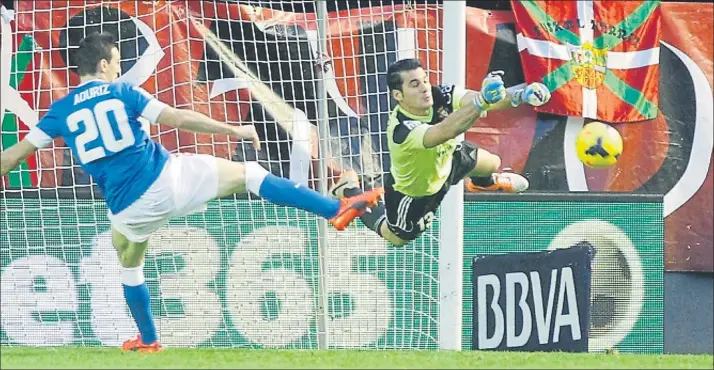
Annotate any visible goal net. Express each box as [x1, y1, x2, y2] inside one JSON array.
[[0, 0, 456, 349]]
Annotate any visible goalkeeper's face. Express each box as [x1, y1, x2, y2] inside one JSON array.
[[395, 68, 433, 111]]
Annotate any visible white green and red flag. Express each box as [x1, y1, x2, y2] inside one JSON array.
[[511, 0, 661, 123], [1, 6, 42, 187]]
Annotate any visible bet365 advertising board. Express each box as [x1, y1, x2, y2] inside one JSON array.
[[0, 194, 663, 353]]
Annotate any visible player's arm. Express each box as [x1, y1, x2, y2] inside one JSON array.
[[157, 108, 260, 151], [1, 112, 62, 177], [422, 100, 483, 148], [422, 72, 507, 148], [125, 83, 261, 150], [457, 85, 527, 112], [458, 83, 550, 112], [423, 72, 551, 148], [1, 140, 39, 177]]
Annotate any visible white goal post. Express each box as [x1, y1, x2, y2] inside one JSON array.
[[438, 0, 467, 351], [0, 0, 467, 350]]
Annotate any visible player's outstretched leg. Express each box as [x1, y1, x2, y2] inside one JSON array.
[[216, 160, 383, 230], [330, 170, 386, 232], [112, 230, 163, 353], [328, 170, 408, 246], [464, 149, 529, 193]]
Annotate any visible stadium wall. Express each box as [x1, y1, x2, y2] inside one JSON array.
[[663, 272, 714, 354]]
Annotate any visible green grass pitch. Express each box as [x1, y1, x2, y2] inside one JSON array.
[[1, 347, 712, 369]]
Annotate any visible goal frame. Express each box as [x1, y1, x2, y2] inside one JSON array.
[[310, 0, 468, 351], [1, 0, 467, 351]]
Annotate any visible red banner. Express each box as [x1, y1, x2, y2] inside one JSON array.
[[3, 1, 712, 271], [510, 0, 662, 123]]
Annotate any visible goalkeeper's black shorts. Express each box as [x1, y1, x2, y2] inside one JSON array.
[[384, 141, 479, 241]]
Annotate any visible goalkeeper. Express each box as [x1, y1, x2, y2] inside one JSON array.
[[331, 58, 551, 245]]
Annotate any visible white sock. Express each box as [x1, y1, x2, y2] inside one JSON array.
[[244, 162, 269, 195], [121, 264, 145, 287]]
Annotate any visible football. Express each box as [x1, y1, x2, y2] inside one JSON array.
[[575, 121, 624, 169]]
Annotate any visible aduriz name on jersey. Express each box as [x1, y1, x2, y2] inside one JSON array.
[[74, 84, 110, 105]]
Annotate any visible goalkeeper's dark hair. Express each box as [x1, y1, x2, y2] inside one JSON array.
[[74, 32, 118, 76], [387, 58, 423, 91]]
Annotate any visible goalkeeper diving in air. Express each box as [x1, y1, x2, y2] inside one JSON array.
[[0, 32, 383, 352], [330, 58, 551, 246]]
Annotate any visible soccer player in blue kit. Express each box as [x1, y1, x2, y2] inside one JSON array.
[[0, 32, 383, 352]]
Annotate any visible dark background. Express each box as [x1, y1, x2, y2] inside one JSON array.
[[217, 0, 714, 12], [3, 0, 714, 13]]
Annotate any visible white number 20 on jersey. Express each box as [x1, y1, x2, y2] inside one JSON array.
[[66, 99, 135, 163]]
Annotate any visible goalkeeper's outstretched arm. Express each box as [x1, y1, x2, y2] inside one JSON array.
[[457, 85, 526, 113], [422, 73, 550, 148], [422, 98, 484, 148], [459, 82, 550, 113]]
